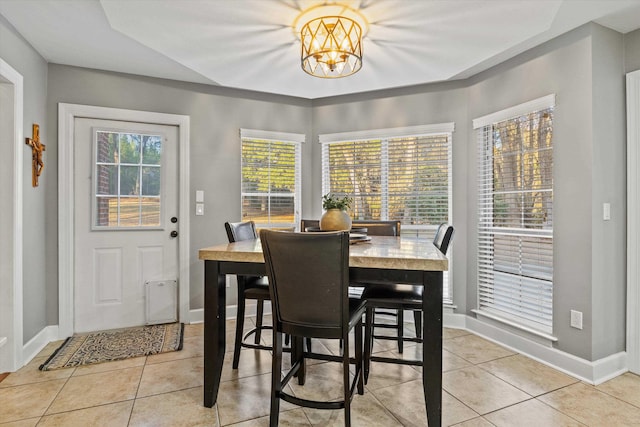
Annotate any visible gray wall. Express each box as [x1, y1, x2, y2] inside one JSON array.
[[0, 14, 49, 343], [625, 28, 640, 73], [45, 65, 313, 311], [591, 25, 626, 360]]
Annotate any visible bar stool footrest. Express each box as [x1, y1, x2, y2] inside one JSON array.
[[369, 355, 422, 367]]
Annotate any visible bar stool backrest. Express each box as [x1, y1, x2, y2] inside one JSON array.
[[225, 221, 258, 243], [260, 230, 350, 339]]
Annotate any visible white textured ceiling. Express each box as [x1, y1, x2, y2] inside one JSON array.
[[1, 0, 639, 99]]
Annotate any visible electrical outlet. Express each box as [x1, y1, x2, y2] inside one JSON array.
[[570, 310, 583, 329]]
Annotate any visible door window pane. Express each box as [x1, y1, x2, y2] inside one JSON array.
[[119, 134, 141, 163], [142, 166, 160, 196], [120, 165, 140, 196], [142, 135, 162, 165], [141, 197, 161, 226], [96, 165, 117, 195]]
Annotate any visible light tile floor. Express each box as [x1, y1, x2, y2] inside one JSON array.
[[2, 318, 640, 426]]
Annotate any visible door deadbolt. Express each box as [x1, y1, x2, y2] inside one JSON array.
[[171, 217, 178, 223]]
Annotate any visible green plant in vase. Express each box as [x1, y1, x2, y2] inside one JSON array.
[[320, 193, 353, 231]]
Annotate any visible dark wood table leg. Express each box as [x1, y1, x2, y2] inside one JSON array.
[[204, 260, 226, 407], [423, 271, 443, 426]]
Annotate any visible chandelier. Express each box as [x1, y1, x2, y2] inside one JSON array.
[[300, 15, 363, 78]]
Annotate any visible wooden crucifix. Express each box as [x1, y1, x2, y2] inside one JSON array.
[[25, 123, 45, 187]]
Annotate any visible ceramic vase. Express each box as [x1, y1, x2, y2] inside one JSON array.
[[320, 209, 352, 231]]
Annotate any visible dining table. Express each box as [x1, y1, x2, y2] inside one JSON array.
[[198, 234, 448, 426]]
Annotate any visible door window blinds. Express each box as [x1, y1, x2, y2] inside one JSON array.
[[475, 98, 554, 333], [240, 129, 302, 230], [320, 124, 454, 302]]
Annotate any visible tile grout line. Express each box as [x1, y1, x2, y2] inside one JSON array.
[[36, 366, 78, 422], [358, 389, 405, 426], [592, 377, 640, 411], [531, 395, 588, 426], [127, 356, 148, 425]]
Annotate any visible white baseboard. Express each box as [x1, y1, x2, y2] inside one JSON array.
[[592, 351, 628, 385], [443, 310, 466, 329], [189, 309, 204, 324], [465, 316, 627, 384], [22, 325, 59, 367]]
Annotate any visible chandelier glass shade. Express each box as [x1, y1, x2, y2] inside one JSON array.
[[301, 15, 363, 78]]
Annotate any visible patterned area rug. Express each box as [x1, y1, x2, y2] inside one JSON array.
[[39, 323, 184, 371]]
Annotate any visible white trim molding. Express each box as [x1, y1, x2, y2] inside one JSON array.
[[0, 57, 24, 372], [473, 94, 556, 129], [319, 123, 455, 144], [465, 316, 626, 384], [627, 69, 640, 374], [22, 325, 59, 365], [58, 104, 190, 339], [240, 128, 306, 143]]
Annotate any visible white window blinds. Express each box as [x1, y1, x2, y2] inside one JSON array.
[[387, 135, 451, 227], [320, 124, 454, 302], [475, 97, 554, 333], [240, 129, 302, 230]]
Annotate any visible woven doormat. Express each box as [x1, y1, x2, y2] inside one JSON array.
[[39, 323, 184, 371]]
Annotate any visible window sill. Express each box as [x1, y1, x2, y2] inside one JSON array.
[[472, 309, 558, 343]]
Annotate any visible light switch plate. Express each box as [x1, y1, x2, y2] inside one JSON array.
[[196, 203, 204, 216], [196, 190, 204, 203], [603, 202, 611, 221]]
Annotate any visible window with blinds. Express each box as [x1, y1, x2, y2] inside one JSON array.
[[475, 97, 554, 334], [320, 124, 454, 302], [240, 129, 302, 230]]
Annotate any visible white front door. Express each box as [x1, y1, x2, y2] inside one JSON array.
[[73, 118, 178, 333]]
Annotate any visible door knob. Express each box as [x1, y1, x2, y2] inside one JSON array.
[[170, 230, 178, 238]]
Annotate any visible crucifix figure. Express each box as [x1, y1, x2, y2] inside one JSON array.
[[25, 123, 46, 187]]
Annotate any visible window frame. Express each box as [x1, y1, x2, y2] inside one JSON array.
[[240, 128, 304, 230], [473, 94, 556, 337], [91, 127, 165, 231]]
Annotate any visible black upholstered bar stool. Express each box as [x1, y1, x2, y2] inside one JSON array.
[[362, 223, 454, 381], [350, 220, 423, 353], [225, 221, 272, 369], [260, 230, 366, 427], [299, 218, 319, 231]]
